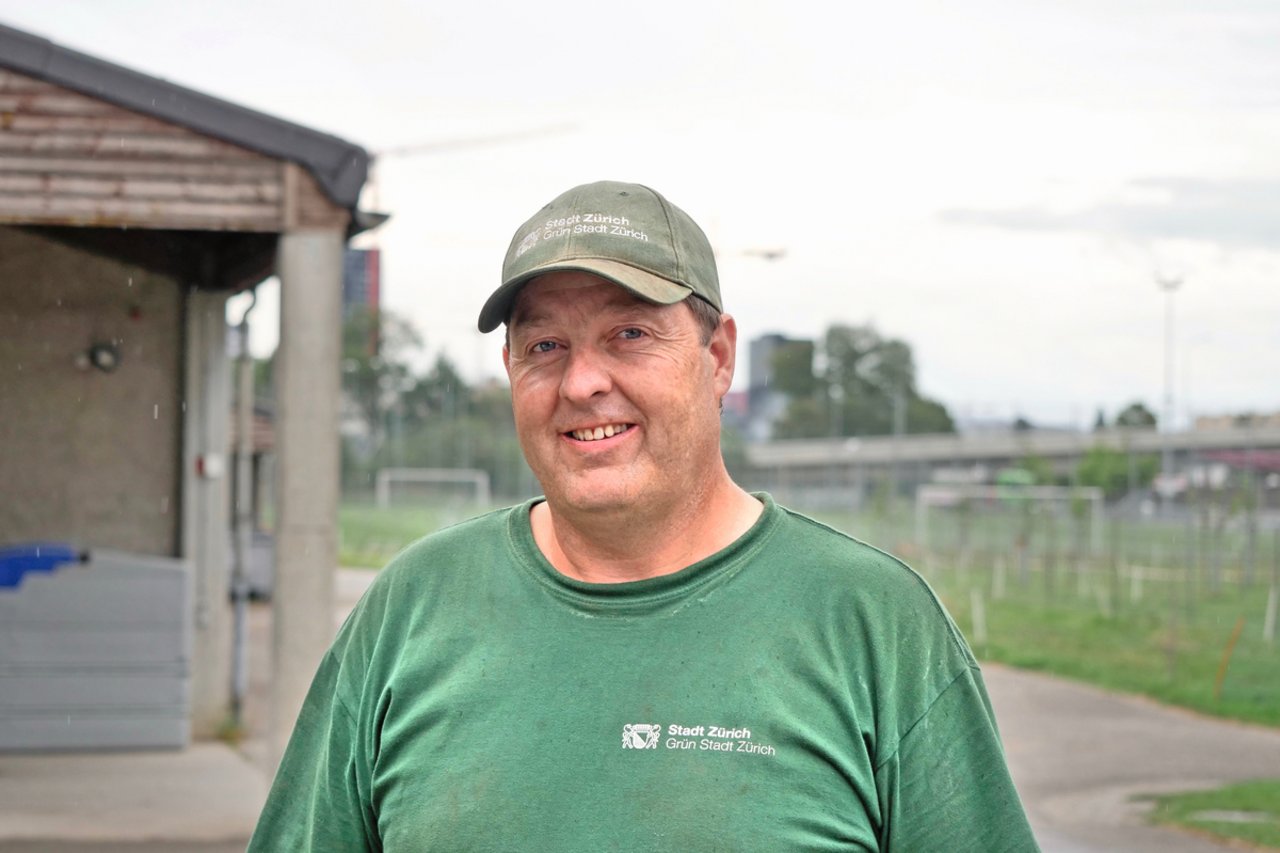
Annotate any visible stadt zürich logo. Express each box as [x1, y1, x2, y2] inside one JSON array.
[[621, 723, 662, 750]]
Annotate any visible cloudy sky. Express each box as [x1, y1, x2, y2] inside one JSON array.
[[3, 0, 1277, 429]]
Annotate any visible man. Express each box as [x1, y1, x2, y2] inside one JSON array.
[[250, 181, 1038, 851]]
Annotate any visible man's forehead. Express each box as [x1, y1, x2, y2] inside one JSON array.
[[510, 272, 665, 325]]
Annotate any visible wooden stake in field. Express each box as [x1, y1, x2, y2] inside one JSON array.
[[1269, 529, 1280, 644], [1214, 615, 1247, 702], [970, 588, 988, 652], [1264, 585, 1278, 645]]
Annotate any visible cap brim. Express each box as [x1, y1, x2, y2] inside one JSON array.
[[477, 259, 693, 333]]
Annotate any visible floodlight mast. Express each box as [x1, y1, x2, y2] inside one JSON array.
[[1156, 274, 1183, 514]]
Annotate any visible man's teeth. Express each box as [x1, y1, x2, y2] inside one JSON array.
[[571, 424, 629, 442]]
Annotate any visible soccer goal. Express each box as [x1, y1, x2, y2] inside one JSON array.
[[375, 468, 492, 509]]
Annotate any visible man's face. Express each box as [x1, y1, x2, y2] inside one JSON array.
[[503, 271, 736, 521]]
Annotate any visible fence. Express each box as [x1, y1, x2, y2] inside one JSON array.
[[795, 493, 1280, 649]]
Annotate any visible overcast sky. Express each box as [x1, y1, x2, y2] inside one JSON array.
[[3, 0, 1277, 429]]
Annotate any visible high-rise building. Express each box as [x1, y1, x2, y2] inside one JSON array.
[[342, 247, 381, 320]]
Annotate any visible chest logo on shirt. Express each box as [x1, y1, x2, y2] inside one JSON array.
[[621, 722, 777, 757], [621, 723, 662, 749]]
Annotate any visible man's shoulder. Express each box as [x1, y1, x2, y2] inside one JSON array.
[[348, 502, 521, 610], [763, 500, 979, 678], [765, 502, 965, 635], [331, 503, 524, 646], [769, 502, 924, 585], [402, 502, 514, 555]]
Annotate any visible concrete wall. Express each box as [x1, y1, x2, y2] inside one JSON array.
[[0, 226, 181, 555]]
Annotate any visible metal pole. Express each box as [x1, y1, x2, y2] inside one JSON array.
[[230, 292, 257, 726], [229, 292, 256, 722], [1157, 275, 1182, 515], [890, 389, 905, 511]]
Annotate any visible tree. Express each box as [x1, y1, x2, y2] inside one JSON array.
[[1076, 446, 1158, 500], [401, 353, 469, 428], [1115, 401, 1157, 429], [341, 308, 424, 455], [1016, 454, 1057, 486], [768, 339, 819, 400], [333, 312, 537, 500], [772, 323, 954, 439], [771, 396, 828, 440], [907, 396, 956, 435]]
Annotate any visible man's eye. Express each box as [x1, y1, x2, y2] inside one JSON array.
[[531, 340, 559, 354], [618, 327, 645, 340]]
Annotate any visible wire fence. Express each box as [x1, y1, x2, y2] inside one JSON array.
[[796, 496, 1280, 650]]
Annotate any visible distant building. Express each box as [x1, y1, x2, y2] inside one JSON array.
[[1195, 411, 1280, 431], [343, 247, 381, 355], [746, 333, 813, 441], [342, 247, 381, 320]]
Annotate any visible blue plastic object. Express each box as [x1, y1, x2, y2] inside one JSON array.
[[0, 543, 85, 589]]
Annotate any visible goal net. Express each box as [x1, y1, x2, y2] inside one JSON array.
[[375, 468, 493, 509]]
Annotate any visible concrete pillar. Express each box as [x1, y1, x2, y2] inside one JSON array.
[[270, 229, 344, 766], [182, 288, 233, 738]]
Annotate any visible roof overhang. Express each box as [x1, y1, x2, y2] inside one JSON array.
[[0, 23, 372, 213]]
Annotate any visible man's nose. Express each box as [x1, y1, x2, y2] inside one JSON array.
[[559, 346, 612, 402]]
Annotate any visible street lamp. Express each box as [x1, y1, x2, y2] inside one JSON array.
[[1156, 274, 1182, 512]]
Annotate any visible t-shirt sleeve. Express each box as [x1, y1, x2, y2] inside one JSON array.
[[247, 647, 379, 852], [873, 665, 1039, 852]]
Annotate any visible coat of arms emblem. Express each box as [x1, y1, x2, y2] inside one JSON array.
[[621, 723, 662, 749]]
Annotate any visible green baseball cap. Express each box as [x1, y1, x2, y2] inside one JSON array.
[[478, 180, 721, 333]]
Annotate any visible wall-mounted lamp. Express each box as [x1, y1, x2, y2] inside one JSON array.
[[75, 342, 122, 373]]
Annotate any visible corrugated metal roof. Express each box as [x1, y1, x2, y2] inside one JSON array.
[[0, 22, 369, 211]]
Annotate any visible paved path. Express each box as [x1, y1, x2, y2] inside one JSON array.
[[986, 663, 1280, 852], [3, 569, 1278, 851]]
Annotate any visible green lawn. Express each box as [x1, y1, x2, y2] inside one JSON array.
[[922, 561, 1280, 728], [1148, 779, 1280, 850], [338, 501, 499, 568]]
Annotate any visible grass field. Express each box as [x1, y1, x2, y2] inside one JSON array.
[[924, 563, 1280, 728], [337, 501, 489, 568], [1148, 779, 1280, 850]]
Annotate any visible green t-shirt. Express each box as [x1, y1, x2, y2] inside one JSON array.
[[250, 495, 1037, 851]]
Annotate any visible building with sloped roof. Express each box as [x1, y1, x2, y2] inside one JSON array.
[[0, 21, 383, 754]]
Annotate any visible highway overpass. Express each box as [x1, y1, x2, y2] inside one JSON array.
[[740, 426, 1280, 506]]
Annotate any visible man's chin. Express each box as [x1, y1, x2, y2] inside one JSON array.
[[545, 475, 645, 518]]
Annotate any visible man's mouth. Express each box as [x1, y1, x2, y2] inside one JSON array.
[[568, 423, 632, 442]]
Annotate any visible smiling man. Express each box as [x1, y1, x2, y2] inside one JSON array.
[[249, 181, 1039, 851], [499, 269, 761, 583]]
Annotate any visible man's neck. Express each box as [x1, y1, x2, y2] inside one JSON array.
[[530, 478, 763, 584]]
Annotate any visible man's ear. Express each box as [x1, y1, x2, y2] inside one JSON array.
[[502, 342, 512, 377], [709, 314, 737, 398]]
